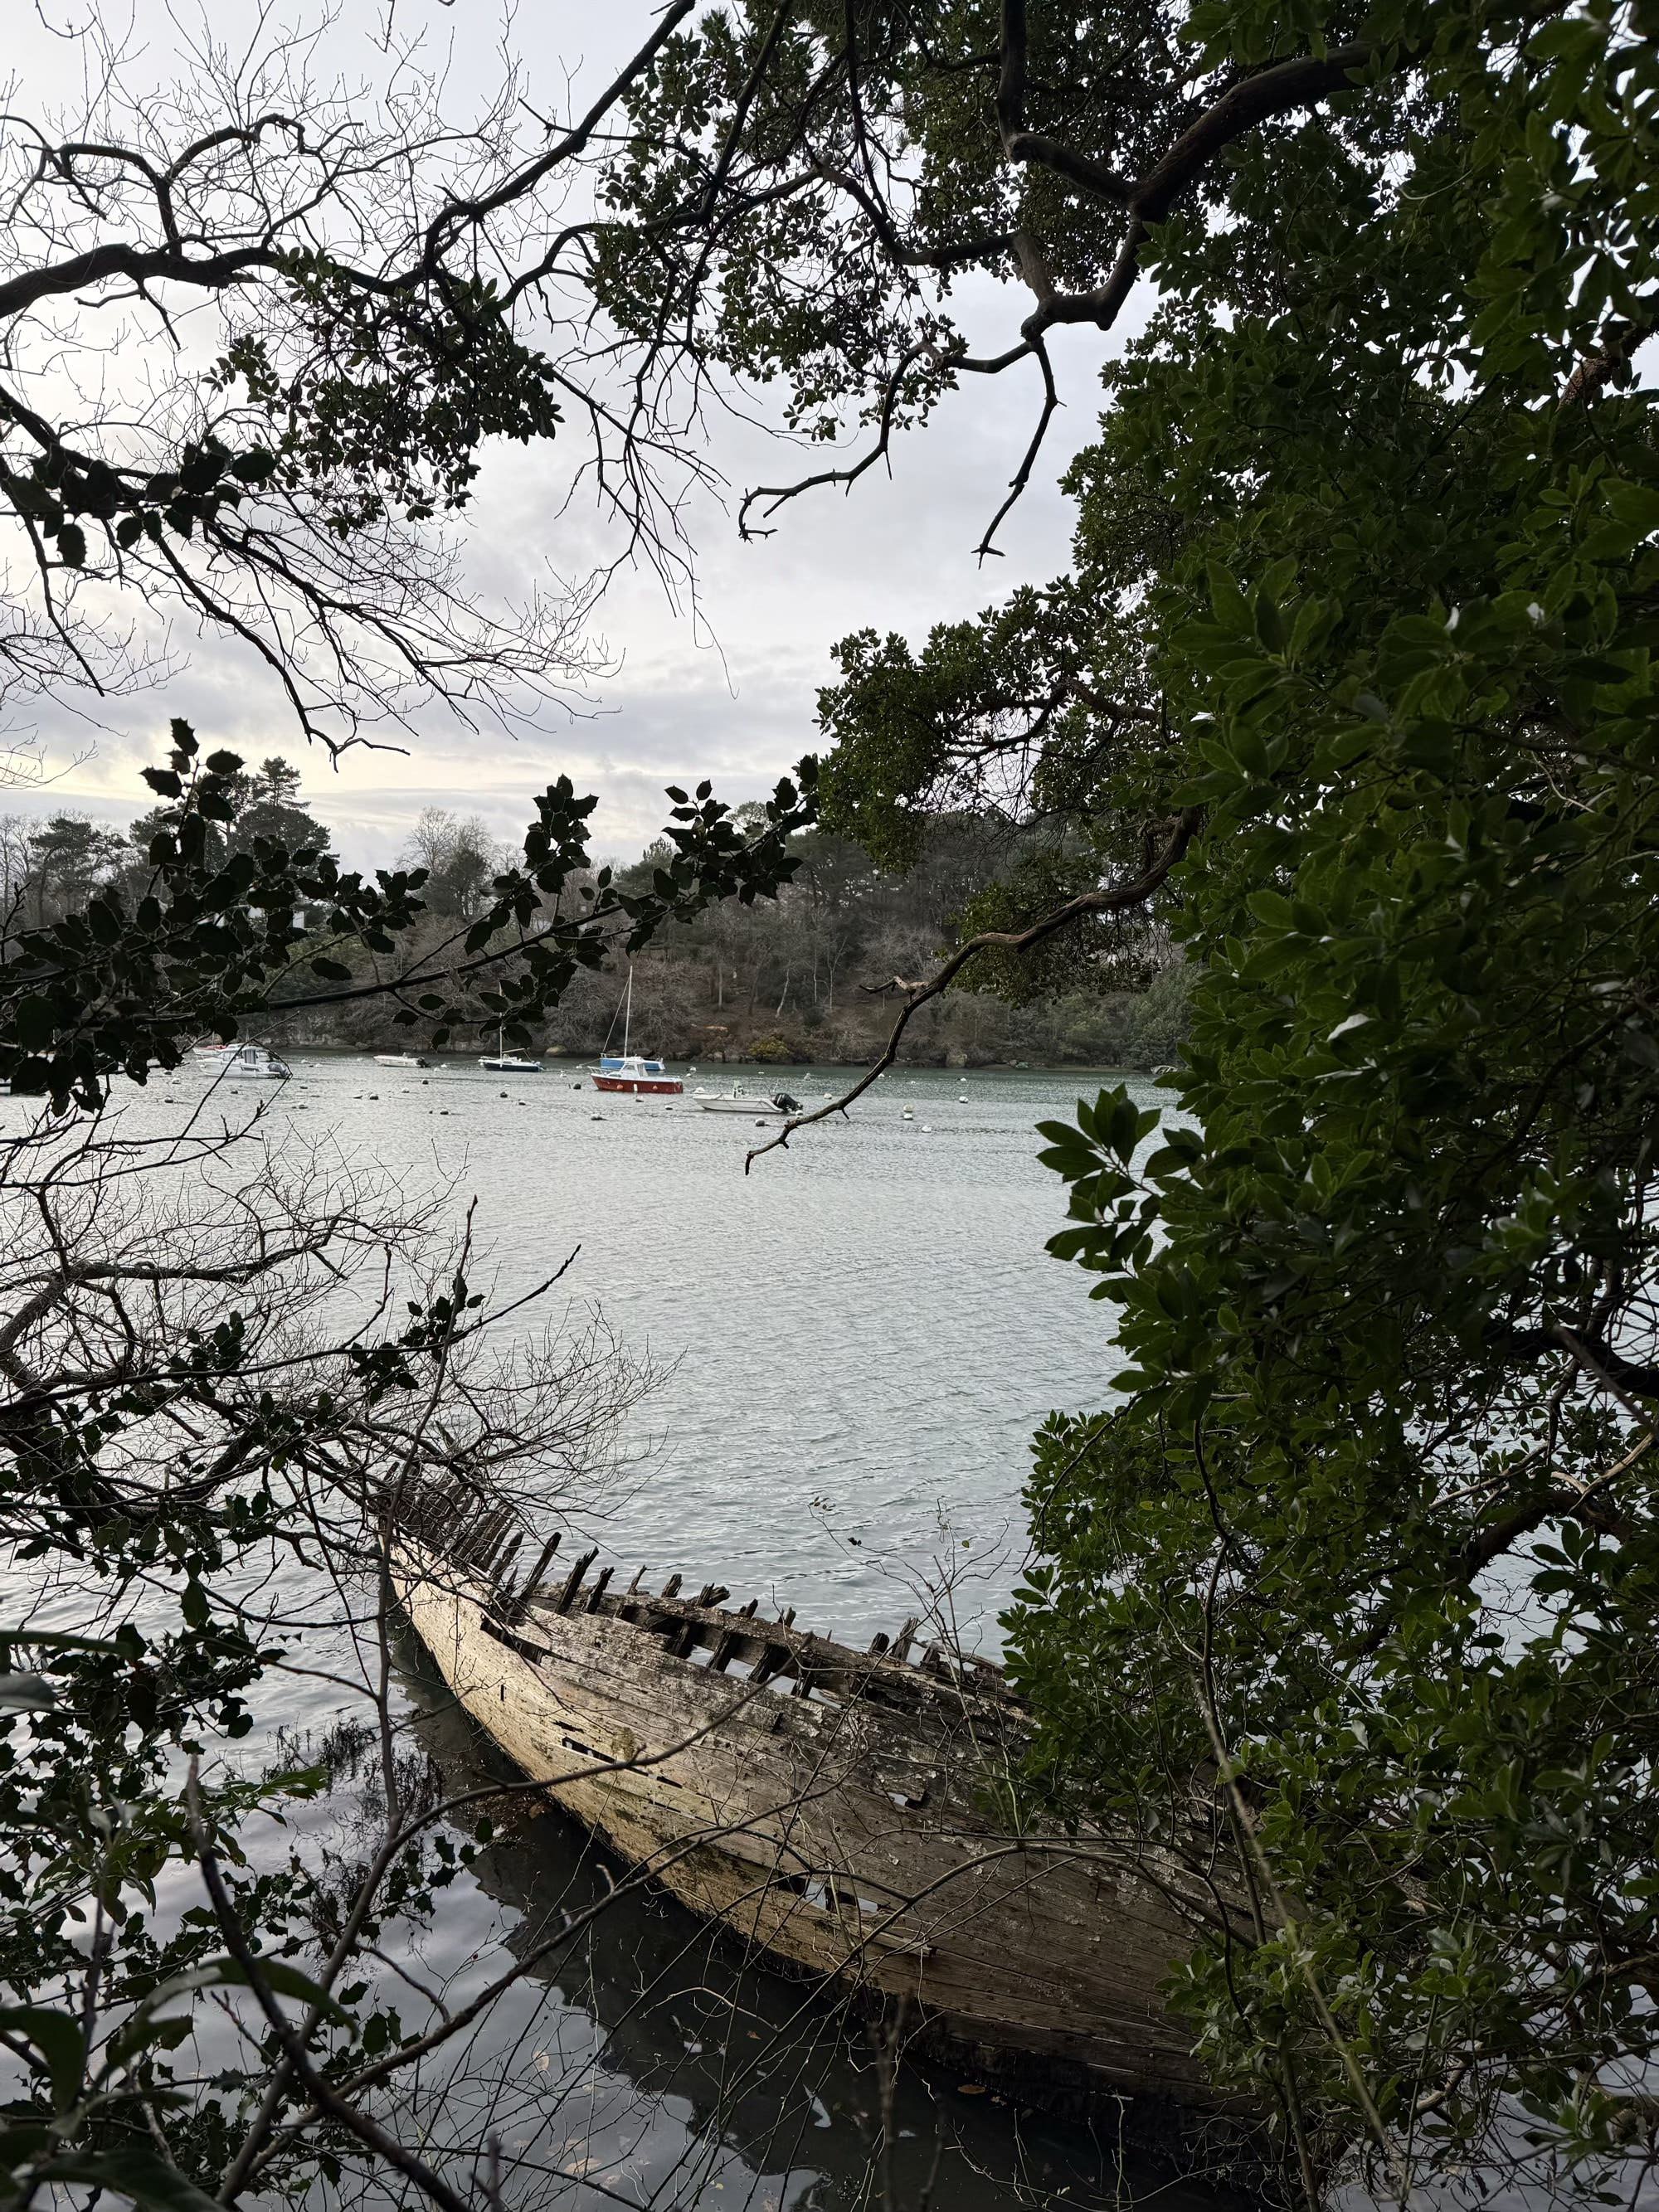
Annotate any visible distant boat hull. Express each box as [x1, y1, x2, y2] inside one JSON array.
[[374, 1054, 431, 1069], [593, 977, 679, 1092], [192, 1041, 289, 1080], [224, 1046, 290, 1082], [695, 1091, 785, 1116], [591, 1070, 682, 1095], [479, 1057, 542, 1073]]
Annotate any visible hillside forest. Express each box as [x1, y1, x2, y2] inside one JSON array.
[[0, 763, 1189, 1068]]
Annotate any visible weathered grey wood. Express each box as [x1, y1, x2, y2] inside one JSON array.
[[393, 1539, 1253, 2124], [583, 1563, 615, 1614], [476, 1520, 514, 1576], [467, 1505, 512, 1567], [493, 1531, 524, 1590], [554, 1546, 599, 1613], [708, 1599, 758, 1673], [598, 1588, 1014, 1723], [516, 1532, 562, 1611]]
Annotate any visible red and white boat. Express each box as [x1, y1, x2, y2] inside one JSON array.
[[589, 970, 683, 1095], [591, 1053, 682, 1096]]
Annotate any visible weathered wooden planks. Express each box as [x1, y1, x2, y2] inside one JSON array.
[[392, 1536, 1248, 2118]]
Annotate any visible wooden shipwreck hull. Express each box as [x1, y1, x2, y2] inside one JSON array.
[[392, 1518, 1238, 2122]]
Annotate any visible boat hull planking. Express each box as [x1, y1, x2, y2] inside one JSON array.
[[392, 1539, 1241, 2122]]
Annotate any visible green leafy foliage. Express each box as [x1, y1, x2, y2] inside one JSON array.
[[593, 0, 1659, 2190], [217, 259, 565, 532], [0, 434, 279, 574], [0, 1102, 578, 2205], [984, 2, 1659, 2194]]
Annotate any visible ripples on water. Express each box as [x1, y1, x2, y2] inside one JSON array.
[[292, 1053, 1150, 1643], [3, 1053, 1228, 2212]]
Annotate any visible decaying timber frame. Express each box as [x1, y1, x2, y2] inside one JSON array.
[[392, 1487, 1255, 2130]]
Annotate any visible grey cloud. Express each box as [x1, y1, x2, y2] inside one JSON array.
[[7, 1, 1151, 871]]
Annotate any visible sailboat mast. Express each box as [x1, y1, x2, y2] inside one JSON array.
[[622, 965, 632, 1058]]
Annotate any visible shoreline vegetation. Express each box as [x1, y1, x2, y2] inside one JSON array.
[[9, 0, 1652, 2189], [6, 769, 1191, 1074], [251, 1044, 1157, 1073]]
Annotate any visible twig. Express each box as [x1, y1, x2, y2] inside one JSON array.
[[186, 1762, 480, 2212], [745, 809, 1199, 1170], [737, 343, 927, 538], [974, 338, 1058, 560]]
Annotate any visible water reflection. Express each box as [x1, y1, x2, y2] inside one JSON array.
[[397, 1634, 1235, 2212]]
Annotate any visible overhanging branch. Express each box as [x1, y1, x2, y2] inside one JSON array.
[[744, 807, 1201, 1171]]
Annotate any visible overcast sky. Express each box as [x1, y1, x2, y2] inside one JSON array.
[[5, 0, 1149, 868]]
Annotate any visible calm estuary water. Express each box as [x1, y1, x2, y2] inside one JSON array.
[[3, 1053, 1227, 2212], [275, 1051, 1147, 1646]]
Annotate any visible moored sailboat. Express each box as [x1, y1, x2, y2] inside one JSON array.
[[478, 1023, 542, 1074], [591, 969, 681, 1095]]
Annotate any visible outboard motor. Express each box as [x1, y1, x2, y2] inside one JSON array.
[[771, 1091, 802, 1114]]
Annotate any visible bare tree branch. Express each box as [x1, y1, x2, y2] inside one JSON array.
[[746, 807, 1201, 1170]]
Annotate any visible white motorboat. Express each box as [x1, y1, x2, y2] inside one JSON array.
[[373, 1053, 431, 1070], [478, 1023, 542, 1074], [221, 1043, 291, 1082], [694, 1085, 802, 1117]]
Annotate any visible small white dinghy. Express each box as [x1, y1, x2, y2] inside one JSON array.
[[373, 1053, 431, 1070], [221, 1043, 291, 1082], [694, 1084, 802, 1117]]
